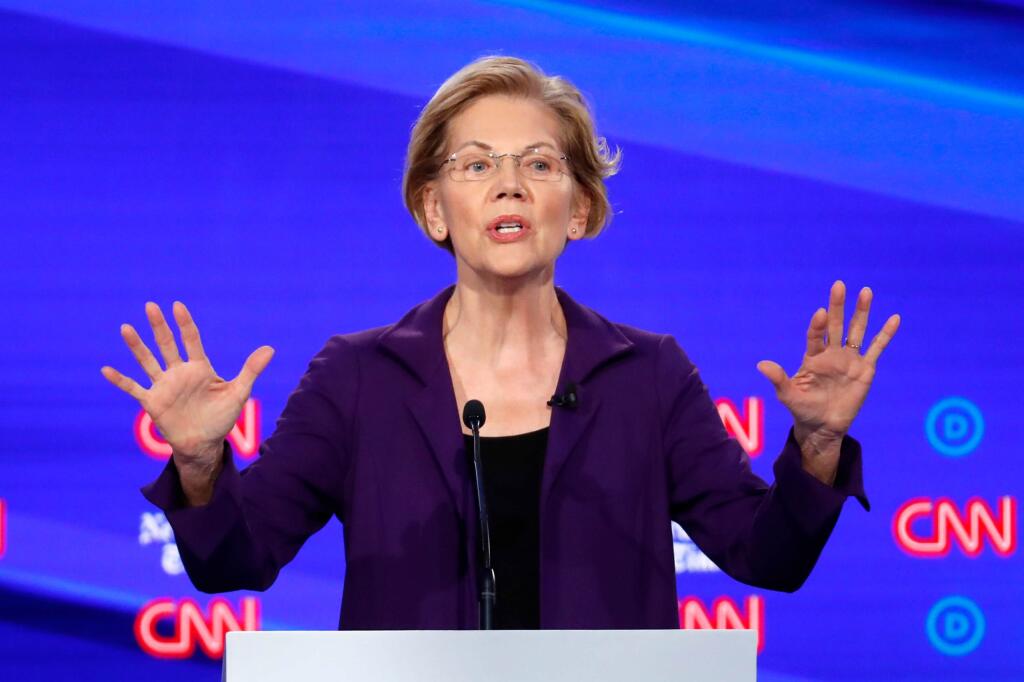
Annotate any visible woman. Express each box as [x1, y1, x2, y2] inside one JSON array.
[[101, 56, 900, 630]]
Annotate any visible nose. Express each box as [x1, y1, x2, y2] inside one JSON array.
[[491, 157, 526, 201]]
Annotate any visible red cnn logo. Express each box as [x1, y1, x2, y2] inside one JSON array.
[[679, 595, 764, 653], [134, 399, 262, 461], [893, 496, 1017, 558], [0, 498, 7, 559], [716, 397, 764, 457], [134, 597, 260, 659]]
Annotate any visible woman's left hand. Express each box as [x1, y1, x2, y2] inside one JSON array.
[[756, 281, 900, 483]]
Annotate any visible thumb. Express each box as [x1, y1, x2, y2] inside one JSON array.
[[233, 345, 275, 398], [756, 360, 788, 394]]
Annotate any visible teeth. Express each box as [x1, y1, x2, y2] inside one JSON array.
[[496, 225, 522, 234]]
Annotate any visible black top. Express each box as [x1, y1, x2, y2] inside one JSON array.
[[463, 426, 549, 629]]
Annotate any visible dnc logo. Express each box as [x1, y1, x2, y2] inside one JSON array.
[[925, 397, 984, 457], [926, 596, 985, 656]]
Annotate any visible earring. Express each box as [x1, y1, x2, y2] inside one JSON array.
[[571, 227, 578, 234], [436, 226, 444, 234]]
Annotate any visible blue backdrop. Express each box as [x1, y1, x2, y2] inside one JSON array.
[[1, 1, 1021, 679]]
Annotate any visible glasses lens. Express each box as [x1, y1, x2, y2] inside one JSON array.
[[519, 151, 564, 181], [449, 153, 495, 181]]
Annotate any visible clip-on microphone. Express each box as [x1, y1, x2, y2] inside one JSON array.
[[547, 382, 578, 409]]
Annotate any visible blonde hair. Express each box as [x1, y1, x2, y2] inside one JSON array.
[[402, 56, 621, 254]]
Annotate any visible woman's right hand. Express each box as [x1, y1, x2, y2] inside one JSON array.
[[101, 301, 274, 501]]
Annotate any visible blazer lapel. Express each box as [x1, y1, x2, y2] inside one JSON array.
[[544, 376, 601, 512], [377, 285, 470, 522], [407, 359, 471, 523], [542, 287, 635, 512]]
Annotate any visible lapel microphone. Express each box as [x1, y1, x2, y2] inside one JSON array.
[[547, 382, 578, 409]]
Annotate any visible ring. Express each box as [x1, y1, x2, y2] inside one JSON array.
[[845, 339, 862, 349]]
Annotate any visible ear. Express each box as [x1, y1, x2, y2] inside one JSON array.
[[422, 182, 448, 242], [567, 191, 592, 241]]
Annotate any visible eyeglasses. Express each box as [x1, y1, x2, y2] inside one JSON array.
[[441, 147, 570, 182]]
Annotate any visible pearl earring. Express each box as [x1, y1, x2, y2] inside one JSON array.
[[571, 227, 578, 234], [436, 226, 444, 233]]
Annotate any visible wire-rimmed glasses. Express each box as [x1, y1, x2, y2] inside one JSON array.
[[441, 147, 570, 182]]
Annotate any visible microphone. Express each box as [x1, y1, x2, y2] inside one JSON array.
[[463, 399, 485, 430], [462, 399, 495, 630], [547, 382, 578, 409]]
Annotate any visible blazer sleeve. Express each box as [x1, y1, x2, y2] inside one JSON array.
[[658, 334, 870, 593], [140, 336, 356, 593]]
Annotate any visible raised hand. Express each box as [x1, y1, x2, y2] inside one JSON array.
[[756, 281, 900, 481], [101, 301, 274, 486]]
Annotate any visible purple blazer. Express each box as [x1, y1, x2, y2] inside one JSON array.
[[143, 285, 869, 629]]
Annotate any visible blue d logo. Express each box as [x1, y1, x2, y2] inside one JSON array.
[[926, 596, 985, 656], [925, 397, 984, 457]]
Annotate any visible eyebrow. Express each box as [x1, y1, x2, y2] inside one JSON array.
[[451, 140, 558, 153]]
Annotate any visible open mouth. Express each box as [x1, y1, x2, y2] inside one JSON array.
[[495, 221, 523, 234], [487, 214, 532, 236]]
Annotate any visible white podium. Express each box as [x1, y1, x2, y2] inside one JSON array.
[[223, 629, 756, 681]]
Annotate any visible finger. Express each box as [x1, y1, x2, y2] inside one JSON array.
[[145, 302, 183, 368], [120, 323, 163, 381], [805, 307, 827, 356], [100, 365, 147, 402], [864, 314, 901, 365], [827, 280, 845, 348], [172, 301, 208, 363], [231, 346, 275, 399], [756, 360, 789, 394], [845, 287, 872, 350]]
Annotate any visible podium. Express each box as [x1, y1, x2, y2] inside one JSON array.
[[222, 629, 756, 681]]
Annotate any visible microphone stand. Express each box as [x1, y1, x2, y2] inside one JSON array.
[[464, 400, 495, 630]]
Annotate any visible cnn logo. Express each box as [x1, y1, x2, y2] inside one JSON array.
[[0, 498, 6, 559], [134, 597, 260, 659], [893, 496, 1017, 558], [678, 595, 764, 653], [134, 399, 262, 460], [715, 397, 764, 457]]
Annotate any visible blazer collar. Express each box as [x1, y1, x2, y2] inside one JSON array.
[[376, 284, 635, 385], [375, 284, 635, 551]]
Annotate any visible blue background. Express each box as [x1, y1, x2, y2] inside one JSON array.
[[1, 1, 1021, 679]]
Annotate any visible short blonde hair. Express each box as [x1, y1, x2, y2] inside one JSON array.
[[402, 56, 621, 254]]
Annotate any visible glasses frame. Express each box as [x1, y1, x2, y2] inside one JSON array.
[[440, 147, 570, 182]]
